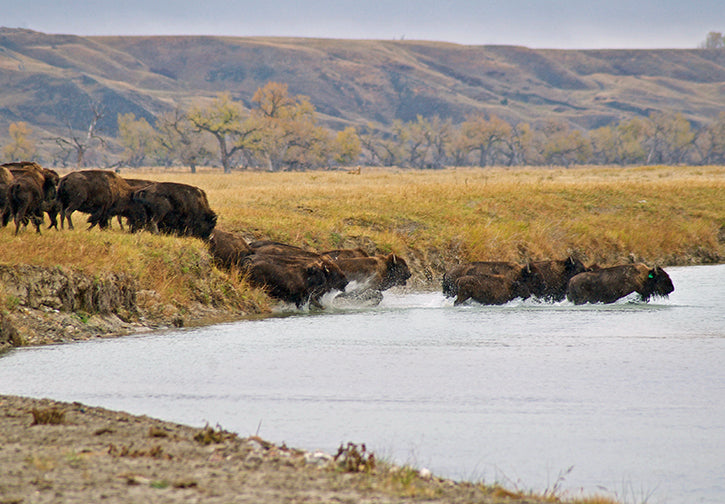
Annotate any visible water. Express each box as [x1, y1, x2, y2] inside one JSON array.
[[1, 265, 724, 503]]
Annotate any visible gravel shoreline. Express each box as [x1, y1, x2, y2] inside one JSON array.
[[0, 394, 555, 504]]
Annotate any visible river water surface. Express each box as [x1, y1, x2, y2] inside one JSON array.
[[1, 265, 723, 503]]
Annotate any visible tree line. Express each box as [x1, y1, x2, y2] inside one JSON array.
[[4, 81, 725, 170]]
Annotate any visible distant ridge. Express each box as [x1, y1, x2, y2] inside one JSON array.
[[1, 28, 724, 144]]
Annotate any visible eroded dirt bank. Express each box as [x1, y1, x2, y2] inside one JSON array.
[[0, 264, 256, 350]]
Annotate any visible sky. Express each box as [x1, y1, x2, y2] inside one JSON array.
[[2, 0, 722, 49]]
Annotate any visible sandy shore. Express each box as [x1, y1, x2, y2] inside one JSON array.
[[0, 394, 558, 504]]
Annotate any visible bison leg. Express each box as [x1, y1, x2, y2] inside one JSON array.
[[62, 210, 74, 230]]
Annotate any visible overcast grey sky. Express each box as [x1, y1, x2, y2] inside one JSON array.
[[2, 0, 721, 49]]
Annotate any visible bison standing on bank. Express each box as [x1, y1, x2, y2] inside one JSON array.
[[131, 182, 217, 240], [0, 165, 13, 227], [57, 170, 133, 230], [4, 162, 59, 235], [566, 263, 674, 304]]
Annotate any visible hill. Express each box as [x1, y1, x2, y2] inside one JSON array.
[[1, 27, 725, 147]]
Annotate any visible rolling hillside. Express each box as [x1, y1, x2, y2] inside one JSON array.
[[1, 27, 724, 147]]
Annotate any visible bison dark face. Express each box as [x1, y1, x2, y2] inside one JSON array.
[[641, 266, 675, 301], [518, 262, 547, 299], [320, 259, 349, 293], [381, 253, 412, 289]]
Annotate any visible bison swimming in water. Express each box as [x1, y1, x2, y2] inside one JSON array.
[[532, 256, 590, 302], [442, 261, 547, 304], [241, 253, 348, 309], [332, 253, 411, 293], [566, 263, 674, 304], [452, 273, 532, 305]]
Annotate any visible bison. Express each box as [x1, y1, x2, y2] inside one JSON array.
[[566, 263, 674, 304], [532, 256, 589, 302], [0, 165, 12, 227], [248, 240, 321, 258], [4, 163, 59, 235], [57, 170, 133, 230], [332, 253, 411, 293], [132, 182, 217, 240], [241, 253, 348, 309], [112, 178, 155, 230], [208, 230, 254, 269], [318, 248, 370, 260], [453, 273, 532, 305], [442, 261, 547, 302]]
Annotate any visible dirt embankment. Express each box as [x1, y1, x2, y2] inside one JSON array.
[[0, 264, 254, 350]]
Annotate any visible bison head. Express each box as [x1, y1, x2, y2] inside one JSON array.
[[640, 266, 674, 301], [518, 262, 547, 299], [382, 253, 412, 289]]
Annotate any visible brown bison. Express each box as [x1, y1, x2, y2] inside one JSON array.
[[567, 263, 674, 304], [132, 182, 217, 240], [442, 261, 547, 301], [57, 170, 133, 230], [113, 178, 155, 230], [318, 248, 370, 260], [532, 256, 589, 302], [248, 240, 321, 258], [241, 253, 348, 309], [453, 273, 532, 305], [4, 162, 59, 235], [332, 253, 411, 292], [208, 230, 253, 269], [0, 165, 13, 227]]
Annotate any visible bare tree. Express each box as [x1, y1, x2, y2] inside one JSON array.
[[55, 101, 106, 168]]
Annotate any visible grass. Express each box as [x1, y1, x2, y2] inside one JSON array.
[[139, 164, 724, 267]]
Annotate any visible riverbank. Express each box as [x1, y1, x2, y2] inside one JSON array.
[[2, 165, 723, 349], [0, 394, 619, 503]]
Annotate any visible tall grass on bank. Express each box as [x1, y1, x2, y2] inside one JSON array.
[[0, 228, 268, 314]]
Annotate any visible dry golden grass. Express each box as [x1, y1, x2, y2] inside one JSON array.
[[145, 164, 725, 267]]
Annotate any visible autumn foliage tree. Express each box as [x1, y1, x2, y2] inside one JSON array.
[[187, 93, 261, 173], [117, 113, 157, 168], [2, 122, 37, 161]]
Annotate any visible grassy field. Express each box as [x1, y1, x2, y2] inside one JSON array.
[[150, 163, 724, 266], [1, 164, 723, 310]]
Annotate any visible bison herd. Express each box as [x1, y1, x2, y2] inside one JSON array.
[[442, 257, 674, 305], [1, 162, 675, 308], [1, 162, 216, 239]]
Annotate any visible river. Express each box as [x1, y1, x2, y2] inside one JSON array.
[[1, 264, 723, 503]]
